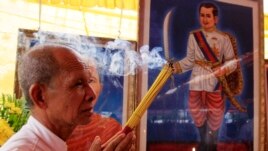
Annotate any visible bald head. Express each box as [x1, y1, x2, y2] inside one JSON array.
[[18, 44, 82, 107]]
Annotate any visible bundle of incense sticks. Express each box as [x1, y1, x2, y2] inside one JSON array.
[[122, 63, 173, 134]]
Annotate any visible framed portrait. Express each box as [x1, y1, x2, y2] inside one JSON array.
[[14, 28, 137, 125], [138, 0, 265, 150]]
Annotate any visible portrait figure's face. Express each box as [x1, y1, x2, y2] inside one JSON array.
[[199, 7, 218, 31]]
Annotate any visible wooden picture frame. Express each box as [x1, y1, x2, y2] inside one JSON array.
[[14, 28, 137, 125], [265, 62, 268, 148], [138, 0, 266, 150]]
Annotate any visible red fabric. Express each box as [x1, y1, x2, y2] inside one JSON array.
[[194, 31, 218, 62], [188, 91, 224, 131], [66, 113, 122, 151]]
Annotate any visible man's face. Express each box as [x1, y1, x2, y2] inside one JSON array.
[[44, 51, 96, 127], [199, 7, 218, 31]]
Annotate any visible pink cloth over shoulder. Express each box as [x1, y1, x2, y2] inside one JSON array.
[[66, 113, 122, 151]]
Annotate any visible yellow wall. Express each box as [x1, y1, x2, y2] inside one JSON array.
[[265, 0, 268, 58], [0, 0, 267, 95], [0, 0, 137, 95]]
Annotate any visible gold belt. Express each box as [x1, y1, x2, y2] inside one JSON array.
[[195, 60, 221, 68]]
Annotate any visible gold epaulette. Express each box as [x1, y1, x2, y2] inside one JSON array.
[[215, 30, 230, 37]]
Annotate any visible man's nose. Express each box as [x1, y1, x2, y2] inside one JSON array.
[[85, 84, 96, 102]]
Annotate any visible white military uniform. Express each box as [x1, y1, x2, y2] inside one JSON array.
[[178, 28, 237, 92]]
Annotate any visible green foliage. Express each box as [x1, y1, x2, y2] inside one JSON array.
[[0, 94, 30, 145]]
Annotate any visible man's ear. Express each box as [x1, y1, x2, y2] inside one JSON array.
[[29, 83, 47, 109]]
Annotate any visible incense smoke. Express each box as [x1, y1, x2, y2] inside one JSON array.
[[34, 31, 167, 77], [27, 31, 255, 94]]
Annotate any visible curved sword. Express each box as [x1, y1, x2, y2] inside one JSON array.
[[163, 9, 174, 60], [163, 9, 177, 95]]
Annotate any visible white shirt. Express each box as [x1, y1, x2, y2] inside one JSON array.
[[0, 116, 67, 151], [179, 29, 237, 92]]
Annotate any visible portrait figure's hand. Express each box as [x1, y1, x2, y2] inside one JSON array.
[[213, 66, 226, 77]]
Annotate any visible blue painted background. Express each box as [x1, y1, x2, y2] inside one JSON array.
[[147, 0, 254, 143]]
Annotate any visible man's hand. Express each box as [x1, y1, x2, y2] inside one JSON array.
[[89, 136, 102, 151], [171, 62, 182, 74], [89, 131, 136, 151], [213, 66, 226, 77]]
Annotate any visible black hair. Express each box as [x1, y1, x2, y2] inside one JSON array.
[[199, 2, 219, 17]]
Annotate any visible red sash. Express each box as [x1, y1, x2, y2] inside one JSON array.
[[193, 31, 221, 91], [193, 31, 219, 63]]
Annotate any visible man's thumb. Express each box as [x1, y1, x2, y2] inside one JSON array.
[[89, 136, 101, 151]]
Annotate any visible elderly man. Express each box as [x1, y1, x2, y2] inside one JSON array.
[[67, 59, 123, 151], [0, 44, 135, 151]]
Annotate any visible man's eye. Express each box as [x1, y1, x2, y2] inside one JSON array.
[[206, 14, 211, 18], [75, 80, 83, 86], [88, 78, 96, 84]]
